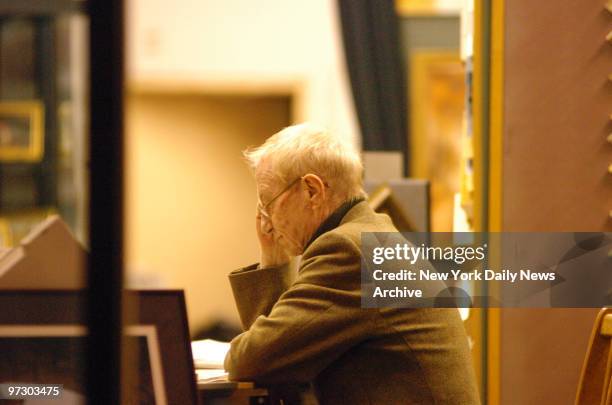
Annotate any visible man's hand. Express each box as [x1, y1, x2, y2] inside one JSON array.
[[256, 213, 290, 268]]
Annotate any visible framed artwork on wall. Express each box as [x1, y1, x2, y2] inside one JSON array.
[[0, 101, 44, 162], [409, 50, 465, 232]]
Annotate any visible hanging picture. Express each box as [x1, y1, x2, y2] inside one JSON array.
[[409, 50, 466, 232], [0, 100, 44, 162]]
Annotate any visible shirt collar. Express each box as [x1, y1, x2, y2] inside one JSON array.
[[304, 197, 365, 250]]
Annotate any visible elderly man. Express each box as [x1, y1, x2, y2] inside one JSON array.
[[224, 123, 480, 404]]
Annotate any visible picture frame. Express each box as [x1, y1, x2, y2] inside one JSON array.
[[0, 290, 198, 405], [0, 325, 165, 404], [409, 50, 465, 232], [0, 100, 44, 162]]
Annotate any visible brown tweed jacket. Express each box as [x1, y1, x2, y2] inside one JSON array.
[[224, 201, 481, 405]]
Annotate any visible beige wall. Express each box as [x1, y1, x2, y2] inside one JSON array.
[[125, 93, 290, 333], [126, 0, 359, 146]]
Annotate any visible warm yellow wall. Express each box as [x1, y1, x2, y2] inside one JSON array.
[[127, 0, 360, 146], [125, 93, 290, 333]]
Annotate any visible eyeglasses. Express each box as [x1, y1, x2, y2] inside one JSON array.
[[257, 176, 302, 222]]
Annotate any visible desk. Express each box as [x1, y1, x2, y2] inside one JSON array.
[[198, 380, 269, 405]]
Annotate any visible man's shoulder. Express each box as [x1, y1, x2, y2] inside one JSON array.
[[304, 201, 397, 258], [334, 201, 397, 243]]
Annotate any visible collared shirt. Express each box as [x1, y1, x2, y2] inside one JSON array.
[[304, 197, 365, 251]]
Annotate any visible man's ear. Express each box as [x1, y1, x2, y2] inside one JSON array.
[[302, 174, 326, 206]]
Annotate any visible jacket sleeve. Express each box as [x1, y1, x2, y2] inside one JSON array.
[[228, 262, 294, 330], [224, 232, 378, 383]]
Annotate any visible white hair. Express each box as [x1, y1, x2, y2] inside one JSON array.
[[244, 123, 365, 203]]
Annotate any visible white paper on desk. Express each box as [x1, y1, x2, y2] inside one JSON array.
[[195, 368, 229, 383], [191, 338, 230, 369]]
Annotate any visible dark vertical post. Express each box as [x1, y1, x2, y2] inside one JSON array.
[[86, 0, 124, 404], [35, 16, 58, 207]]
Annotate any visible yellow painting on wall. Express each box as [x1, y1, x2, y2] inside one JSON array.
[[410, 50, 465, 232], [0, 101, 45, 162]]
